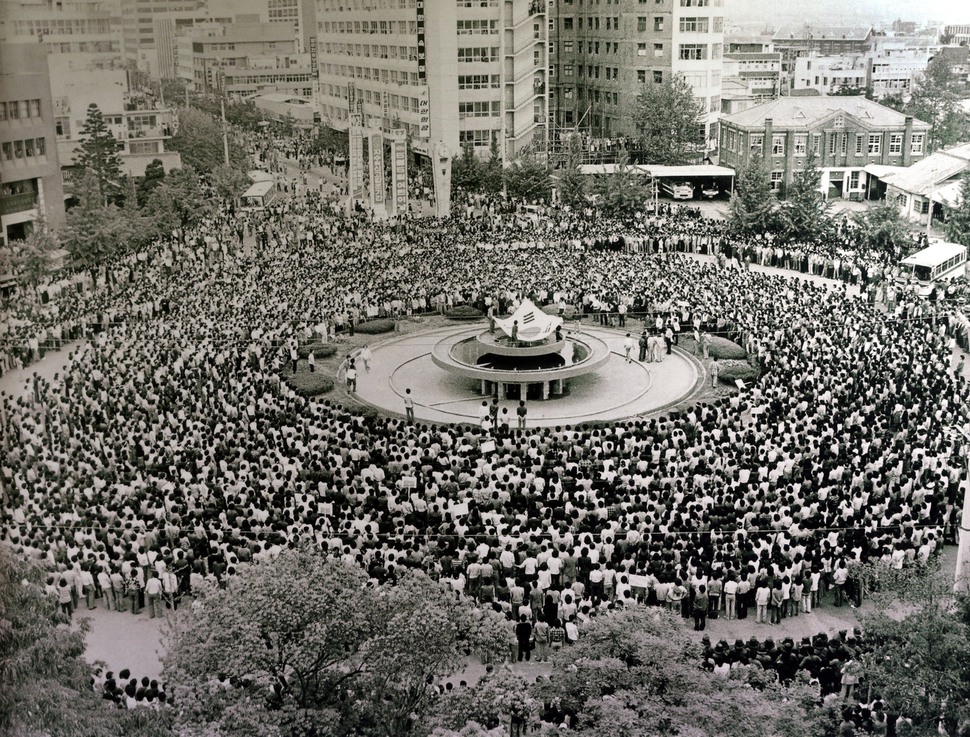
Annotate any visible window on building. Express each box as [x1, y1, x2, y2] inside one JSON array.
[[849, 170, 860, 189], [770, 171, 783, 190], [654, 16, 664, 31], [564, 64, 574, 76], [637, 16, 647, 31], [771, 134, 785, 155], [833, 114, 844, 129], [638, 70, 646, 82], [828, 134, 837, 155], [911, 133, 925, 155], [867, 133, 881, 154], [14, 140, 24, 158], [794, 135, 807, 156], [855, 134, 864, 155], [889, 133, 903, 154], [564, 40, 573, 52], [840, 132, 847, 156], [654, 43, 663, 57], [679, 17, 709, 32], [564, 17, 573, 30], [750, 133, 763, 152], [713, 16, 723, 32], [638, 43, 647, 56], [1, 142, 11, 161], [35, 137, 45, 156], [653, 70, 663, 83], [679, 44, 707, 60], [8, 101, 19, 119]]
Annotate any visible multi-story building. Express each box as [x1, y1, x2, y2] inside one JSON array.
[[0, 43, 65, 245], [314, 0, 548, 160], [549, 0, 724, 149], [792, 55, 867, 96], [719, 96, 930, 200], [121, 0, 204, 77], [771, 25, 873, 88], [153, 13, 236, 80], [943, 24, 970, 46], [176, 23, 307, 97], [0, 0, 124, 73], [51, 69, 181, 177], [866, 47, 935, 100], [720, 47, 781, 115]]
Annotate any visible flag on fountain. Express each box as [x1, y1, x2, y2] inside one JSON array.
[[493, 299, 563, 343]]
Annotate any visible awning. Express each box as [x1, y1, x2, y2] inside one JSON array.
[[863, 164, 906, 178]]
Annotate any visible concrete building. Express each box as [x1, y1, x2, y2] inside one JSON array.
[[0, 43, 65, 245], [879, 142, 970, 226], [152, 12, 236, 80], [314, 0, 548, 161], [51, 69, 180, 177], [121, 0, 203, 77], [0, 0, 124, 73], [548, 0, 724, 149], [176, 23, 308, 98], [792, 55, 867, 96], [943, 24, 970, 46], [772, 25, 873, 89], [720, 50, 781, 115], [719, 96, 930, 200]]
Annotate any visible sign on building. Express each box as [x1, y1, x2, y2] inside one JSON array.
[[369, 131, 385, 208], [349, 114, 365, 202], [390, 130, 408, 215]]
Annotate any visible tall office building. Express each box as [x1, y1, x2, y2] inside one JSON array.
[[0, 43, 65, 245], [549, 0, 724, 151], [314, 0, 548, 160], [121, 0, 204, 76]]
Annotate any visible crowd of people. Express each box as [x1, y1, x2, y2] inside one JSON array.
[[1, 156, 968, 729]]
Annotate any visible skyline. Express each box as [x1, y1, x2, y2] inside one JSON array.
[[727, 0, 968, 28]]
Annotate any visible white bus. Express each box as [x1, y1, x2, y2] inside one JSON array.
[[659, 180, 694, 200], [896, 241, 967, 297], [240, 180, 279, 212]]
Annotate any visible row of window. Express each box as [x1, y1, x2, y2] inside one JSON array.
[[558, 87, 620, 106], [557, 40, 619, 55], [457, 19, 498, 34], [458, 47, 500, 62], [561, 16, 619, 31], [322, 84, 423, 113], [320, 64, 421, 86], [1, 137, 47, 162], [459, 74, 501, 89], [317, 0, 417, 11], [458, 101, 502, 117], [728, 130, 926, 157], [460, 130, 495, 146], [769, 170, 861, 191], [320, 20, 418, 35], [12, 18, 113, 35], [0, 100, 43, 122], [322, 42, 418, 60], [557, 64, 619, 79]]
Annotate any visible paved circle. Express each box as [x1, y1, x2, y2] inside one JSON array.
[[352, 323, 703, 426]]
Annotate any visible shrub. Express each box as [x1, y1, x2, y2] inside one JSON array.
[[297, 342, 338, 359], [707, 335, 747, 360], [445, 305, 484, 319], [283, 371, 335, 397], [356, 319, 395, 334], [715, 360, 760, 384], [541, 303, 580, 321]]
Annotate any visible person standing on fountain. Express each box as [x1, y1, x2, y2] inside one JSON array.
[[404, 388, 415, 424], [623, 333, 635, 363], [510, 320, 519, 346], [639, 331, 648, 362]]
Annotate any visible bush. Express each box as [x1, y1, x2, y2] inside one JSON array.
[[445, 305, 484, 320], [715, 360, 760, 384], [356, 319, 395, 334], [297, 342, 338, 359], [283, 371, 335, 397], [541, 303, 580, 321], [707, 335, 747, 360]]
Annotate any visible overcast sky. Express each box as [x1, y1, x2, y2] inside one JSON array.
[[726, 0, 967, 28]]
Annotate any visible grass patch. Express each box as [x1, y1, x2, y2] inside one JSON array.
[[283, 371, 335, 397], [707, 335, 747, 360], [445, 305, 484, 320], [715, 360, 760, 384], [297, 342, 338, 359], [356, 319, 395, 335]]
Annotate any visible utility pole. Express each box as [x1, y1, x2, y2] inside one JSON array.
[[219, 70, 229, 166]]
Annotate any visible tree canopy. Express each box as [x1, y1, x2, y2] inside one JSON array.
[[162, 550, 509, 737], [777, 151, 833, 242], [906, 56, 970, 152], [851, 200, 914, 261], [727, 153, 778, 236], [631, 78, 705, 165], [168, 106, 246, 174], [74, 103, 122, 203], [590, 151, 651, 220], [63, 169, 132, 273], [944, 172, 970, 247], [503, 155, 552, 204]]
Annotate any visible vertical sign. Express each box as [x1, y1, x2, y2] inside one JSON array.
[[348, 81, 357, 113], [416, 0, 427, 81], [390, 130, 408, 215], [369, 131, 385, 207], [382, 90, 390, 125], [349, 114, 365, 201], [309, 36, 318, 77], [418, 87, 430, 138]]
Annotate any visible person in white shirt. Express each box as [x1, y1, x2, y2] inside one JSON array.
[[144, 574, 163, 619]]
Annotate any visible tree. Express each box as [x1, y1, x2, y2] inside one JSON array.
[[168, 106, 245, 174], [591, 151, 651, 220], [728, 153, 778, 236], [533, 606, 826, 737], [137, 159, 166, 208], [555, 134, 589, 211], [63, 169, 130, 275], [4, 212, 60, 289], [145, 166, 212, 239], [74, 103, 122, 203], [0, 547, 173, 737], [944, 172, 970, 247], [503, 154, 552, 203], [777, 151, 833, 242], [162, 550, 508, 737], [209, 164, 251, 206], [631, 77, 705, 165], [851, 200, 914, 261], [429, 667, 538, 734], [853, 560, 970, 736], [907, 56, 970, 152]]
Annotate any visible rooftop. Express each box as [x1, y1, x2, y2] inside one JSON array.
[[773, 26, 872, 43], [881, 143, 970, 195], [721, 96, 929, 130]]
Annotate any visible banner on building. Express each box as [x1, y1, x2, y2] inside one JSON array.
[[309, 37, 318, 77], [369, 131, 385, 207], [418, 87, 430, 138], [348, 82, 357, 113], [416, 0, 426, 81], [390, 130, 408, 215], [349, 114, 365, 200], [382, 90, 390, 124]]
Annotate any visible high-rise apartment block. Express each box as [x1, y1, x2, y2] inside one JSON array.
[[548, 0, 724, 149], [314, 0, 548, 159], [122, 0, 204, 76]]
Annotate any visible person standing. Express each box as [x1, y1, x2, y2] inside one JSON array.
[[145, 572, 163, 619], [346, 360, 357, 392], [623, 333, 635, 363], [515, 615, 533, 662], [404, 388, 415, 424], [359, 344, 372, 372], [755, 580, 770, 624], [711, 359, 719, 388], [516, 400, 527, 431], [692, 584, 709, 631], [723, 576, 737, 620], [638, 331, 648, 362], [307, 350, 315, 373]]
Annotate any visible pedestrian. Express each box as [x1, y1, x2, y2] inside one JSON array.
[[516, 400, 527, 431], [638, 331, 648, 361], [711, 359, 719, 387], [307, 350, 315, 373], [692, 584, 709, 631], [515, 615, 533, 662], [404, 388, 415, 424], [359, 344, 372, 372], [145, 572, 163, 619], [623, 333, 634, 363], [346, 360, 357, 391]]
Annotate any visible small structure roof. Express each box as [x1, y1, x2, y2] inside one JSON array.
[[881, 143, 970, 196], [721, 96, 927, 129]]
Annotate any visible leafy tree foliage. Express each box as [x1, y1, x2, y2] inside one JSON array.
[[168, 107, 246, 174], [145, 166, 212, 239], [451, 142, 503, 197], [0, 547, 173, 737], [63, 169, 131, 274], [3, 212, 60, 289], [162, 550, 508, 737], [429, 667, 538, 734], [590, 152, 651, 220], [137, 159, 167, 207], [74, 103, 122, 203], [555, 135, 589, 211], [728, 153, 778, 236], [534, 606, 826, 737], [777, 151, 833, 242], [906, 56, 970, 152], [851, 200, 914, 261], [210, 164, 252, 205], [632, 78, 705, 165], [503, 155, 552, 203], [944, 172, 970, 247]]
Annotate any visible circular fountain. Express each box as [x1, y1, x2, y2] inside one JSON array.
[[430, 300, 611, 400]]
